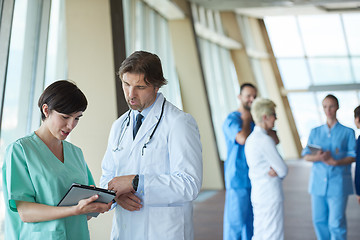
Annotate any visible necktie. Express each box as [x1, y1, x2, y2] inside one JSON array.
[[133, 114, 143, 139]]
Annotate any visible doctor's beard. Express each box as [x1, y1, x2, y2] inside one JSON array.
[[126, 94, 157, 112], [242, 102, 252, 111], [127, 100, 145, 112]]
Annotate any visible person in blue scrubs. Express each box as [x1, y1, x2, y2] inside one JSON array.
[[223, 83, 279, 240], [302, 94, 356, 240], [223, 83, 257, 240], [2, 81, 132, 240], [354, 105, 360, 205]]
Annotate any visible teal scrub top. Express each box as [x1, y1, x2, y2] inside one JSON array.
[[2, 132, 95, 240]]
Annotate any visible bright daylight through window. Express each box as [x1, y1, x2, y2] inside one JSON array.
[[265, 13, 360, 147], [0, 0, 66, 238]]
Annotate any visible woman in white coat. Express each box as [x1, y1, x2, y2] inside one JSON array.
[[244, 98, 288, 240], [100, 51, 203, 240]]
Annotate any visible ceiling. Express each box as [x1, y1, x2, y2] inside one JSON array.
[[187, 0, 360, 17]]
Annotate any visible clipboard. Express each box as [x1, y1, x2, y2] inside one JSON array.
[[58, 183, 116, 217], [308, 144, 322, 155]]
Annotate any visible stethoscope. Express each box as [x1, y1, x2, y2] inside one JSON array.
[[112, 98, 166, 156]]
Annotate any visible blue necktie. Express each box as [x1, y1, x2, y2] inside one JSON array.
[[133, 114, 143, 139]]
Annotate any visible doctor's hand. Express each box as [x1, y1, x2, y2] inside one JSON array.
[[267, 129, 280, 145], [241, 108, 252, 122], [268, 167, 278, 177], [108, 175, 135, 197], [116, 192, 142, 211]]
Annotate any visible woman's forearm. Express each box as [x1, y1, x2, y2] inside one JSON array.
[[304, 154, 320, 162], [332, 156, 355, 166], [16, 195, 111, 223], [16, 201, 77, 223]]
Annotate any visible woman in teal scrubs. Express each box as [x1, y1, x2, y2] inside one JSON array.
[[2, 80, 112, 240]]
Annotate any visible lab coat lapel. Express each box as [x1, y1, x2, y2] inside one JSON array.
[[130, 93, 164, 153]]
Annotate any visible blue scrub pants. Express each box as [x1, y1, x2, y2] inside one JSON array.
[[311, 195, 348, 240], [223, 188, 253, 240]]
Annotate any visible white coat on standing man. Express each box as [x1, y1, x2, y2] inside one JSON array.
[[100, 51, 203, 240]]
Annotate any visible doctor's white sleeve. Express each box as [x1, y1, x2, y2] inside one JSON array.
[[144, 113, 203, 205]]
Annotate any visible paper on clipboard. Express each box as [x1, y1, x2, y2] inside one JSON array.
[[58, 183, 116, 217], [308, 144, 322, 155]]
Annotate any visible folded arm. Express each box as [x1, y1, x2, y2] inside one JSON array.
[[263, 136, 287, 178]]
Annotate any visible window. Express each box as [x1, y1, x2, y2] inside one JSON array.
[[343, 14, 360, 55], [192, 6, 240, 160], [0, 0, 66, 236], [265, 14, 360, 147], [122, 0, 182, 109], [299, 15, 347, 57], [277, 58, 311, 90]]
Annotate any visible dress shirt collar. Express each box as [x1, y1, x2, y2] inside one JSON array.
[[132, 93, 160, 123]]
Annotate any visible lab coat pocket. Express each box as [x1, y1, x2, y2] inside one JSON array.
[[29, 230, 66, 240], [142, 147, 168, 174], [148, 206, 185, 240], [112, 146, 132, 171]]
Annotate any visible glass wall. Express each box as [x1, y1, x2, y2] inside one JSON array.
[[0, 0, 2, 19], [122, 0, 182, 109], [265, 14, 360, 147], [192, 5, 240, 160], [0, 0, 66, 238]]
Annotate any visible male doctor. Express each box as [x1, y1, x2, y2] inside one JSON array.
[[100, 51, 203, 240]]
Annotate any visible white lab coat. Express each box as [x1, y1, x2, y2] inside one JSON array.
[[100, 93, 203, 240], [244, 126, 288, 240]]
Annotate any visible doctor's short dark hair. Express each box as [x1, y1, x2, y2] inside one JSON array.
[[355, 105, 360, 119], [119, 51, 168, 88], [240, 83, 257, 94], [38, 80, 88, 120]]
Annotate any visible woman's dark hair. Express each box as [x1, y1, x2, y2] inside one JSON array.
[[118, 51, 167, 88], [38, 80, 88, 120]]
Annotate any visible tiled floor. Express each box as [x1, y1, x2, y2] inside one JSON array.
[[194, 160, 360, 240]]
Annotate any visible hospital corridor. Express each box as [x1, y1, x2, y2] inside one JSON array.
[[2, 0, 360, 239], [193, 160, 360, 240]]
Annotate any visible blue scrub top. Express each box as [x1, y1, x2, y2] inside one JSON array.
[[223, 111, 255, 189], [355, 137, 360, 195], [302, 122, 356, 197]]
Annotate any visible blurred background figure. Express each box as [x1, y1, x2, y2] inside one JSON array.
[[354, 105, 360, 205], [245, 98, 288, 240], [302, 94, 356, 240], [222, 83, 257, 240]]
